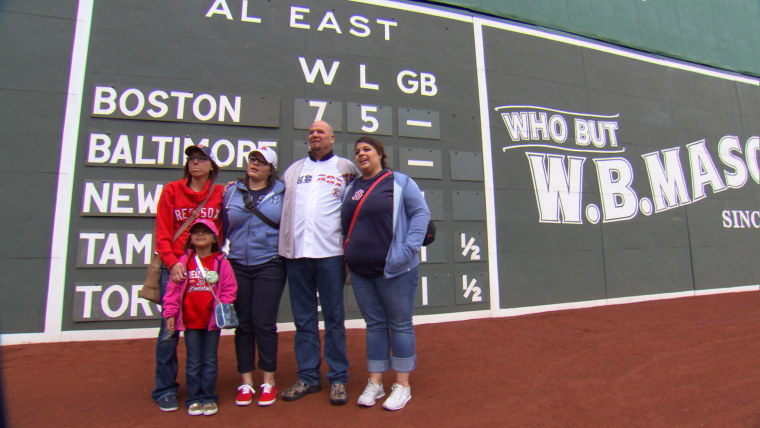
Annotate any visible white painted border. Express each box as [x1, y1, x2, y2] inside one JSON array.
[[473, 19, 501, 313], [350, 0, 473, 22], [39, 0, 94, 344]]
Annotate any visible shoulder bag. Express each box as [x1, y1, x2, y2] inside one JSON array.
[[194, 253, 239, 329]]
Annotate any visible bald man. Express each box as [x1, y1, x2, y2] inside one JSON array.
[[279, 121, 359, 405]]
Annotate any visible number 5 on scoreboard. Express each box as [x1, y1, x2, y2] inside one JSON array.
[[347, 103, 393, 135]]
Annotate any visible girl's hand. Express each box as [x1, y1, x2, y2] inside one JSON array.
[[170, 263, 186, 283], [166, 317, 176, 331]]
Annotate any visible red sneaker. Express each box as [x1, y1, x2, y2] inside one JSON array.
[[235, 384, 255, 406], [258, 383, 277, 406]]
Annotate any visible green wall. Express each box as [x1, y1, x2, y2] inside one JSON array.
[[424, 0, 760, 77]]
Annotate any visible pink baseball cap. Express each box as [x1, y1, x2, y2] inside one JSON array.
[[188, 218, 219, 239]]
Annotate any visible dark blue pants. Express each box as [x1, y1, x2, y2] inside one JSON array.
[[232, 258, 287, 374], [151, 266, 179, 402], [285, 256, 349, 386], [183, 328, 221, 405]]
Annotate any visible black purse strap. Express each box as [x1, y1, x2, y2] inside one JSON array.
[[241, 188, 279, 230]]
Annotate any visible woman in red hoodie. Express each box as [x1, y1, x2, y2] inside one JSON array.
[[151, 144, 225, 412]]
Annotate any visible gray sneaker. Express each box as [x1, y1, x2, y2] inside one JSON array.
[[357, 379, 385, 407], [281, 381, 321, 401], [187, 402, 203, 416], [382, 383, 411, 411], [157, 393, 178, 412], [202, 402, 218, 416], [329, 383, 348, 405]]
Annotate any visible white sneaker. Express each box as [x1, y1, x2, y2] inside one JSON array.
[[357, 379, 385, 407], [382, 383, 411, 411]]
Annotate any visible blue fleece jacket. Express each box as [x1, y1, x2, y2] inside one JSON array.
[[222, 180, 285, 266], [344, 171, 431, 278]]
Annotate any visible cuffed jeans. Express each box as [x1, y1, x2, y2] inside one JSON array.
[[184, 328, 221, 405], [350, 267, 418, 373], [151, 265, 179, 402], [232, 258, 287, 374], [286, 256, 349, 385]]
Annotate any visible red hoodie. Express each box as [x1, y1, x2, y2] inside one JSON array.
[[154, 178, 224, 269]]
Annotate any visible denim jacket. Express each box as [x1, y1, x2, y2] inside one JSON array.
[[344, 171, 430, 278], [222, 179, 285, 266]]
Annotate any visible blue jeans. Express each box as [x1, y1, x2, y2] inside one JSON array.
[[151, 266, 179, 402], [350, 267, 418, 373], [232, 258, 287, 373], [183, 328, 221, 405], [286, 256, 349, 385]]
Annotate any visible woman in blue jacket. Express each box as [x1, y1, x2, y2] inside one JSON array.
[[341, 136, 431, 411], [222, 147, 286, 407]]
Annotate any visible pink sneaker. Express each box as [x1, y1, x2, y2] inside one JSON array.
[[235, 384, 255, 406], [258, 383, 277, 406]]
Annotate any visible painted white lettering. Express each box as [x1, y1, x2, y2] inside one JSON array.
[[76, 285, 102, 319], [99, 234, 124, 265], [317, 11, 341, 33], [110, 183, 135, 214], [119, 88, 145, 116], [147, 90, 169, 118], [529, 112, 549, 141], [526, 152, 585, 224], [686, 140, 726, 201], [745, 136, 760, 184], [298, 57, 340, 85], [290, 6, 310, 29], [88, 133, 111, 163], [134, 135, 156, 165], [376, 18, 397, 40], [206, 0, 233, 20], [718, 135, 747, 189], [349, 15, 370, 37], [594, 157, 638, 222], [82, 182, 109, 214], [642, 147, 691, 212], [501, 112, 529, 141], [193, 94, 217, 121], [101, 285, 129, 318], [126, 234, 152, 265], [240, 0, 261, 23], [92, 86, 117, 115], [80, 232, 105, 265], [137, 183, 163, 215], [132, 285, 154, 316], [360, 64, 379, 90]]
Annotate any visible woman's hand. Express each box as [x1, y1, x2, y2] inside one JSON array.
[[170, 263, 187, 283], [166, 317, 176, 331]]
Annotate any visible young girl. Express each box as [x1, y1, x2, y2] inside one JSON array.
[[163, 218, 237, 416]]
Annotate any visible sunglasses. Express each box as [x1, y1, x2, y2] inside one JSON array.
[[248, 156, 269, 166], [187, 155, 210, 162]]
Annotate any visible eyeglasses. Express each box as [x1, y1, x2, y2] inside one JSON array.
[[191, 228, 213, 235], [248, 156, 269, 166], [187, 155, 210, 163]]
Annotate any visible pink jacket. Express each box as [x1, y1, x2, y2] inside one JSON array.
[[162, 252, 238, 331]]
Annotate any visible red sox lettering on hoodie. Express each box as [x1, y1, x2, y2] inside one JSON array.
[[174, 206, 220, 221]]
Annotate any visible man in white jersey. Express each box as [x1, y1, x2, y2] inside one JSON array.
[[279, 121, 359, 405]]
